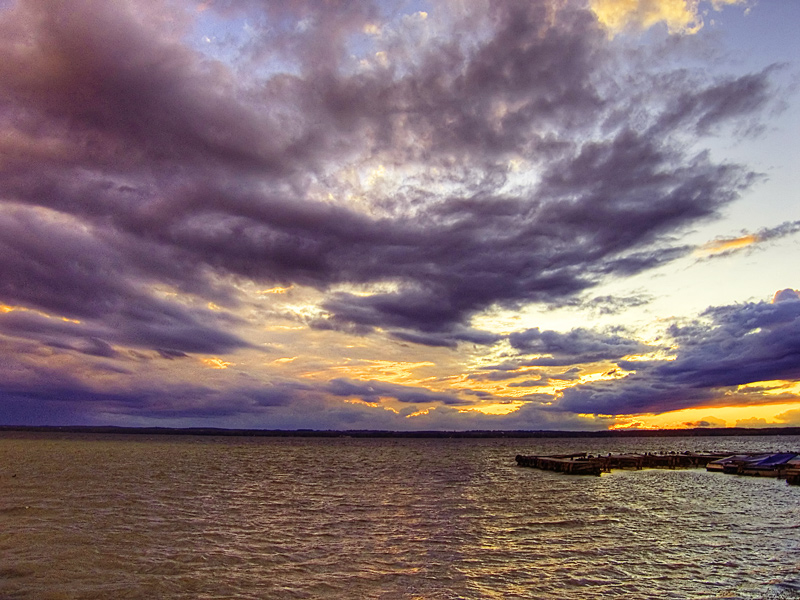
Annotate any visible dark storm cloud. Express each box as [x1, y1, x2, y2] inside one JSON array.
[[509, 327, 648, 365], [0, 207, 249, 354], [0, 377, 299, 424], [326, 378, 472, 407], [550, 367, 582, 381], [46, 337, 118, 358], [508, 378, 551, 388], [0, 306, 248, 356], [558, 377, 716, 415], [555, 293, 653, 315], [558, 293, 800, 415], [0, 0, 304, 175], [656, 293, 800, 388], [651, 68, 778, 136], [0, 0, 780, 361], [312, 291, 504, 347], [0, 337, 308, 424], [389, 326, 502, 349], [0, 355, 474, 425]]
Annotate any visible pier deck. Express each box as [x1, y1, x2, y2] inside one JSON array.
[[516, 451, 800, 483]]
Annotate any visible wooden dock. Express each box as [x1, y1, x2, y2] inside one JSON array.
[[515, 453, 603, 476], [516, 451, 800, 482], [787, 468, 800, 485]]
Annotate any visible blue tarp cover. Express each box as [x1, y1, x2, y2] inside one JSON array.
[[709, 454, 770, 465], [753, 453, 798, 467]]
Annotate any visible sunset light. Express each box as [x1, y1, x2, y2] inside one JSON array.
[[2, 2, 800, 597], [0, 0, 797, 432]]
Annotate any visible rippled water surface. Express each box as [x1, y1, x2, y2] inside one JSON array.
[[1, 433, 799, 599]]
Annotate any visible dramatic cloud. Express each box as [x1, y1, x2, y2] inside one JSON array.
[[327, 378, 472, 407], [0, 0, 795, 428], [558, 292, 800, 415], [509, 327, 649, 365], [0, 0, 774, 338]]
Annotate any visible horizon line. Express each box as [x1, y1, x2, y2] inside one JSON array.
[[2, 425, 800, 439]]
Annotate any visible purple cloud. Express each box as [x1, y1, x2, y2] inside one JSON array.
[[559, 294, 800, 415], [0, 0, 777, 348], [0, 0, 791, 427]]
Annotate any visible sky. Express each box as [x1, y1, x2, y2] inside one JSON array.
[[0, 0, 799, 431]]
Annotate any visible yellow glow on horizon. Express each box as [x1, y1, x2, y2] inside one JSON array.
[[610, 401, 800, 430], [0, 304, 15, 313], [609, 419, 651, 430], [737, 380, 800, 396]]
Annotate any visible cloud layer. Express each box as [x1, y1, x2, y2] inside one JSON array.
[[0, 0, 796, 428]]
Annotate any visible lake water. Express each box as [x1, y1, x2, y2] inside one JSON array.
[[1, 433, 799, 599]]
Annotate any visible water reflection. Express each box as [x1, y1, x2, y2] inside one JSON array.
[[0, 434, 798, 599]]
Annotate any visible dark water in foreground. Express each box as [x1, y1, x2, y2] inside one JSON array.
[[1, 433, 799, 599]]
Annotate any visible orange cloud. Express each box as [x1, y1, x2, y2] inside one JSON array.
[[773, 289, 800, 304], [699, 233, 758, 255]]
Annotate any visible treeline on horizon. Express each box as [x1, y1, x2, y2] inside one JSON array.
[[2, 425, 800, 438]]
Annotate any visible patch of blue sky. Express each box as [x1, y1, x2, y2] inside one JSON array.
[[710, 1, 800, 72], [187, 9, 248, 60], [187, 7, 300, 79], [691, 3, 800, 233], [343, 0, 433, 72]]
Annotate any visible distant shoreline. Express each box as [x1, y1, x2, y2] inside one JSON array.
[[2, 425, 800, 438]]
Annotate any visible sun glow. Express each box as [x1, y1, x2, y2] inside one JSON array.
[[610, 401, 800, 430], [202, 357, 232, 369], [328, 360, 437, 386], [459, 401, 526, 416]]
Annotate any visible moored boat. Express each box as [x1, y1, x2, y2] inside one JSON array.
[[706, 452, 799, 477]]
